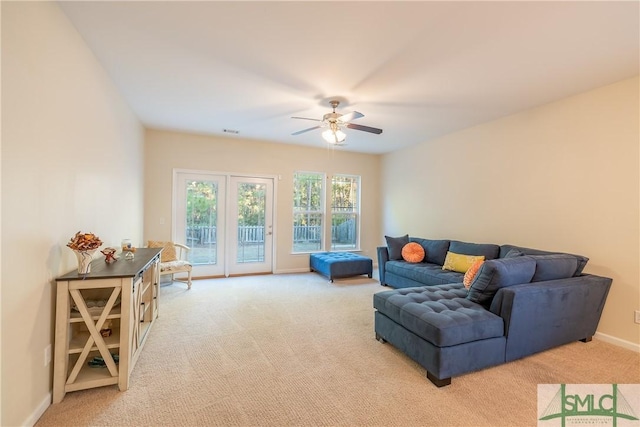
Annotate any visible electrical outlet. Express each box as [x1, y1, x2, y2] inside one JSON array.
[[44, 345, 52, 366], [635, 310, 640, 324]]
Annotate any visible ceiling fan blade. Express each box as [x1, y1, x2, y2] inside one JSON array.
[[292, 126, 321, 136], [346, 123, 383, 134], [291, 116, 322, 122], [339, 111, 364, 123]]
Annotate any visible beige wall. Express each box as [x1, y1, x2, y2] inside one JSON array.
[[1, 3, 144, 425], [144, 129, 382, 274], [382, 76, 640, 347]]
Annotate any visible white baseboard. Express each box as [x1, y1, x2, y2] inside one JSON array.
[[273, 268, 312, 274], [274, 268, 380, 279], [595, 331, 640, 353], [23, 392, 51, 427]]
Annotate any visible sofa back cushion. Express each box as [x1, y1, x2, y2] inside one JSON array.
[[499, 244, 588, 276], [450, 240, 500, 260], [467, 256, 536, 306], [530, 254, 578, 282], [409, 238, 450, 265], [504, 248, 524, 258]]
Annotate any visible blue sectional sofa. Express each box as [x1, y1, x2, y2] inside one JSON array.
[[374, 236, 612, 386]]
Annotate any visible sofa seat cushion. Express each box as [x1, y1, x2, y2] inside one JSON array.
[[160, 260, 192, 272], [373, 284, 504, 347], [386, 261, 464, 286]]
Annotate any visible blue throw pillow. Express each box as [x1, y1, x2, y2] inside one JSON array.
[[385, 234, 409, 260], [467, 256, 536, 306]]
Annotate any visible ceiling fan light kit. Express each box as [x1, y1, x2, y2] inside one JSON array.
[[292, 99, 383, 145], [322, 127, 346, 144]]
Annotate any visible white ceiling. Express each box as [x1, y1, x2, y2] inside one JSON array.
[[58, 1, 639, 154]]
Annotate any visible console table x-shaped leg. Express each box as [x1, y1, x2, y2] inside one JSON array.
[[67, 287, 121, 382]]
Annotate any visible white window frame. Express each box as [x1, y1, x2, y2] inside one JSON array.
[[330, 174, 361, 251], [292, 171, 326, 254]]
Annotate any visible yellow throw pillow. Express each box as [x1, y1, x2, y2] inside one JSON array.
[[442, 251, 485, 273], [401, 242, 425, 263], [463, 259, 485, 289], [148, 240, 178, 262]]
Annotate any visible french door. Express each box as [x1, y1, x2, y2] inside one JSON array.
[[228, 176, 273, 274], [174, 171, 274, 277]]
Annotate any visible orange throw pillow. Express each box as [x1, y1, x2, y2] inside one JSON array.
[[401, 242, 425, 263], [463, 259, 484, 289]]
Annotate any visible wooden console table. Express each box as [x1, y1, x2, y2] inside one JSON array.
[[53, 248, 161, 403]]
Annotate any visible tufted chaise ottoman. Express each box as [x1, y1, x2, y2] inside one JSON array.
[[310, 252, 373, 282], [374, 283, 506, 386]]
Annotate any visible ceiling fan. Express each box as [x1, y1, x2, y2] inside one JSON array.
[[291, 100, 383, 145]]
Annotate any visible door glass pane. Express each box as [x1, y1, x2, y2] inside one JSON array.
[[237, 183, 266, 263], [186, 180, 218, 265]]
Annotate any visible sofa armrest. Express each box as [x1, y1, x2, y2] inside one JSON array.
[[490, 274, 611, 361], [377, 246, 389, 285]]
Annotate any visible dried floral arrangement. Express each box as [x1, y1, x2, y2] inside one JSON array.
[[67, 232, 103, 251]]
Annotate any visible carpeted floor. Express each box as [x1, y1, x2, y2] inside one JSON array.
[[36, 273, 639, 426]]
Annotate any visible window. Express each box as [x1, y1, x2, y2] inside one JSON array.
[[331, 175, 360, 250], [292, 172, 361, 253], [293, 172, 324, 252]]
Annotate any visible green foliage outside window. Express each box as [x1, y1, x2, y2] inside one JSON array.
[[186, 181, 217, 227], [292, 172, 360, 252], [293, 173, 324, 251], [331, 175, 359, 249], [237, 183, 266, 227], [293, 173, 323, 214]]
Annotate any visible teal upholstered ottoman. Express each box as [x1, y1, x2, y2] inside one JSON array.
[[310, 252, 373, 282]]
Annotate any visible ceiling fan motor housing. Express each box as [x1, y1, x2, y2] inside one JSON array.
[[323, 112, 341, 123], [291, 98, 383, 138]]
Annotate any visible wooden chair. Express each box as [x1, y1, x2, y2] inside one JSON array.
[[150, 242, 193, 289]]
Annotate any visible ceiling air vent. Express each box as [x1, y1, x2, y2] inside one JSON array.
[[223, 129, 239, 134]]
